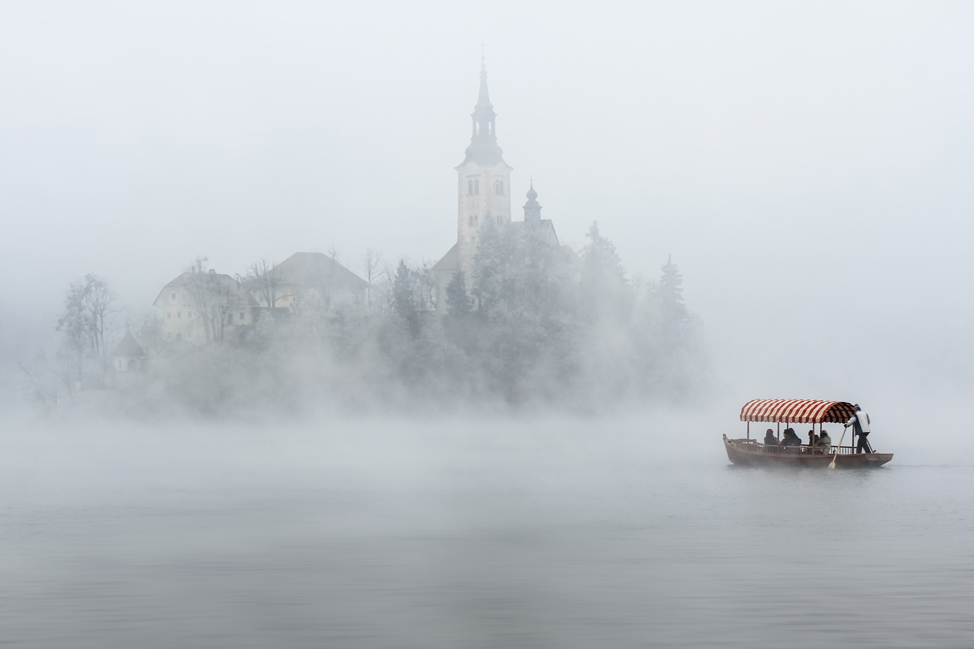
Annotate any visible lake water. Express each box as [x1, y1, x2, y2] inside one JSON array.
[[0, 414, 972, 648]]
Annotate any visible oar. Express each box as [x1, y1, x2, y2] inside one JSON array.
[[829, 427, 848, 469]]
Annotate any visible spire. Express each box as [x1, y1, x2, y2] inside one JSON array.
[[460, 59, 505, 166], [523, 180, 542, 223], [475, 57, 491, 111]]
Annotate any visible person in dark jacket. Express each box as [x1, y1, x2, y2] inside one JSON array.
[[763, 429, 776, 446], [780, 428, 802, 447], [845, 404, 874, 453]]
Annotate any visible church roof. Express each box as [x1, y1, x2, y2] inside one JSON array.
[[111, 330, 145, 358], [432, 243, 460, 272], [558, 244, 582, 266], [510, 219, 560, 247]]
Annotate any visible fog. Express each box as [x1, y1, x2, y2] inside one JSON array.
[[3, 2, 973, 400], [2, 2, 974, 646]]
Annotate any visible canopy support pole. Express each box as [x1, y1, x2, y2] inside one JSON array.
[[747, 422, 750, 440]]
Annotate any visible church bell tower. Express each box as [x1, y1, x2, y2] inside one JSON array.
[[455, 59, 513, 275]]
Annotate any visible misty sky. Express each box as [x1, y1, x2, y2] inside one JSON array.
[[2, 1, 973, 400]]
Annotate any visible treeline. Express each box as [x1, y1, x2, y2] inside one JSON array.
[[21, 222, 708, 416]]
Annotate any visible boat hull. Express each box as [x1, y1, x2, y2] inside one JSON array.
[[723, 435, 893, 468]]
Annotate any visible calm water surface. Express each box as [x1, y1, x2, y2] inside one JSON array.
[[0, 419, 971, 648]]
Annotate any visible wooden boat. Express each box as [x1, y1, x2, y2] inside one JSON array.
[[724, 399, 893, 468]]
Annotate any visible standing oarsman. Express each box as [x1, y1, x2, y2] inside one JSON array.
[[845, 404, 873, 453]]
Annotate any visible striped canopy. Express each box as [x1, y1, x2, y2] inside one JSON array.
[[740, 399, 857, 424]]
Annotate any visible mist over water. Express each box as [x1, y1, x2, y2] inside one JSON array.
[[2, 412, 973, 648]]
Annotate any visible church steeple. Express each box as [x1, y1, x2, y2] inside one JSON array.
[[475, 58, 492, 113], [523, 180, 542, 223], [461, 59, 505, 166]]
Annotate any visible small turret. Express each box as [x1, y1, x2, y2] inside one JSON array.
[[523, 181, 542, 223]]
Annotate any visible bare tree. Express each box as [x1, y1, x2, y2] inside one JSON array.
[[362, 248, 383, 314], [327, 244, 341, 267], [241, 259, 287, 309], [18, 354, 61, 413], [184, 258, 246, 344], [184, 258, 213, 342], [56, 274, 117, 384]]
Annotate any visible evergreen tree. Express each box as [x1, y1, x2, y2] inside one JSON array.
[[471, 219, 508, 317], [445, 269, 472, 318], [579, 222, 629, 323], [391, 259, 419, 337], [658, 255, 688, 345]]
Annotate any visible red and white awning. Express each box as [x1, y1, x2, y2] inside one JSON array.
[[740, 399, 857, 424]]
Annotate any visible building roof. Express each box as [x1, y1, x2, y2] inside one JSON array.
[[559, 244, 581, 265], [152, 270, 255, 307], [510, 219, 560, 247], [432, 243, 460, 272], [475, 58, 494, 116], [111, 331, 145, 358], [458, 61, 509, 168], [273, 252, 368, 291]]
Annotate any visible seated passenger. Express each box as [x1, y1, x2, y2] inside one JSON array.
[[763, 429, 776, 446], [818, 430, 832, 454], [781, 428, 802, 447], [807, 431, 815, 447]]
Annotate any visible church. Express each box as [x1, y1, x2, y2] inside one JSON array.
[[432, 61, 576, 311]]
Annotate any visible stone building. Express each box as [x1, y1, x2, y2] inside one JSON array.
[[153, 269, 257, 345], [152, 255, 368, 346], [432, 61, 576, 310]]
